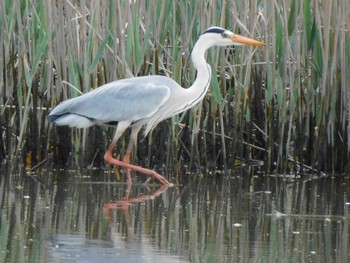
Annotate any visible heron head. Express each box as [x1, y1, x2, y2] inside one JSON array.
[[202, 26, 265, 47]]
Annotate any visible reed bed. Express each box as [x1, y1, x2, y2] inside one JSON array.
[[0, 0, 349, 176]]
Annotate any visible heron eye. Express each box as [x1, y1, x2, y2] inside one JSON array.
[[222, 32, 228, 38]]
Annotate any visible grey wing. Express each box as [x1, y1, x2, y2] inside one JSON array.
[[49, 78, 171, 128]]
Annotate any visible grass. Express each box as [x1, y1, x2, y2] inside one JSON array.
[[0, 0, 349, 175]]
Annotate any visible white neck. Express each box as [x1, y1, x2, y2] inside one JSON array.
[[186, 37, 213, 107]]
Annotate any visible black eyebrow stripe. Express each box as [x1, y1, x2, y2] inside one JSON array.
[[203, 27, 225, 34]]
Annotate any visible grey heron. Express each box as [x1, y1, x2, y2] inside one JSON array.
[[48, 26, 265, 186]]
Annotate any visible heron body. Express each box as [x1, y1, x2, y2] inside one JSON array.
[[48, 74, 207, 134], [49, 26, 264, 185]]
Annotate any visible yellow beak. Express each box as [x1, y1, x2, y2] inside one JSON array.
[[229, 34, 265, 46]]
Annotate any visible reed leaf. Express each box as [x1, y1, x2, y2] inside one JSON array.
[[287, 0, 296, 36], [303, 0, 313, 50], [89, 33, 111, 74], [211, 69, 223, 105]]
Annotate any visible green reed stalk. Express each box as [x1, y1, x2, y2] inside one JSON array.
[[1, 0, 349, 175]]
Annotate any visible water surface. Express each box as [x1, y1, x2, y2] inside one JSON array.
[[1, 162, 349, 262]]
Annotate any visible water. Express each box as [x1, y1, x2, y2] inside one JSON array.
[[1, 162, 350, 262]]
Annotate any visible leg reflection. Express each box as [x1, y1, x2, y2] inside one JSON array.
[[103, 184, 170, 223]]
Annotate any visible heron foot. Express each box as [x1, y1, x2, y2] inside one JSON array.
[[104, 152, 172, 186], [144, 171, 174, 186]]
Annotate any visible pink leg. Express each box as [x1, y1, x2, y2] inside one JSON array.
[[104, 124, 172, 186], [122, 138, 134, 184], [104, 145, 172, 185]]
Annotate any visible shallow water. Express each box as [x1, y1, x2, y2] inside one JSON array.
[[1, 162, 350, 263]]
